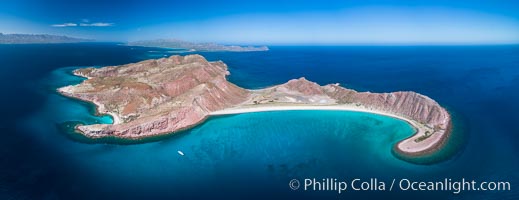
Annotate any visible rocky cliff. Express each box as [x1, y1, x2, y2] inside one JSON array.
[[322, 83, 450, 131], [59, 55, 250, 138]]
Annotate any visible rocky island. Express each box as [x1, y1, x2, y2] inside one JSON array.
[[58, 54, 451, 158], [127, 39, 268, 52]]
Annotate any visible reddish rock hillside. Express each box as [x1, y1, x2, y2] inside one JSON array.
[[58, 54, 451, 157]]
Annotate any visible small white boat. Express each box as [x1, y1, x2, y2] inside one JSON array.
[[177, 150, 184, 156]]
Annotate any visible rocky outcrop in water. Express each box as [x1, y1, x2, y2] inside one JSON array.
[[59, 54, 451, 156]]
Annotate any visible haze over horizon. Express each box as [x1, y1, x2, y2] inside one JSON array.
[[1, 0, 519, 45]]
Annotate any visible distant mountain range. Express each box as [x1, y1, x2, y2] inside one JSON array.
[[0, 33, 92, 44], [127, 39, 268, 52]]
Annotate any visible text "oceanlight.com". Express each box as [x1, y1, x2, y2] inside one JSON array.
[[289, 178, 511, 194]]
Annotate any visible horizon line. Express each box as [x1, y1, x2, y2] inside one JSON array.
[[3, 32, 519, 46]]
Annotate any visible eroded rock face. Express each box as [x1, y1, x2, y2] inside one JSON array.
[[59, 54, 250, 138], [247, 77, 449, 131], [58, 54, 451, 157], [322, 84, 450, 130]]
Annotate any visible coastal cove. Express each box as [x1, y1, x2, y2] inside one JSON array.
[[60, 95, 455, 164], [57, 54, 452, 161], [209, 105, 454, 164], [2, 44, 518, 199]]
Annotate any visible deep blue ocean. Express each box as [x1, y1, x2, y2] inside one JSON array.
[[0, 43, 518, 199]]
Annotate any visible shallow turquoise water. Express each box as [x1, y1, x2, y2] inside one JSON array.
[[20, 66, 447, 198]]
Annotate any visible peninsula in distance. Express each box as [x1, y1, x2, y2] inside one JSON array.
[[127, 39, 269, 52], [0, 33, 267, 52], [0, 33, 92, 44], [58, 54, 451, 159]]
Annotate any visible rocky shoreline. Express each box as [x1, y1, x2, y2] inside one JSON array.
[[57, 54, 451, 158]]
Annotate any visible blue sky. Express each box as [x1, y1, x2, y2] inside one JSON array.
[[1, 0, 519, 44]]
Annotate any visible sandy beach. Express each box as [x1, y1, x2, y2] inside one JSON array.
[[211, 103, 445, 155]]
